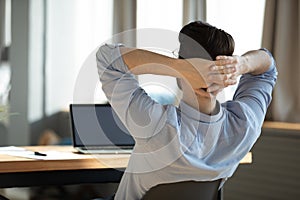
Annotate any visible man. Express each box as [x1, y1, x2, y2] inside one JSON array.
[[96, 21, 277, 200]]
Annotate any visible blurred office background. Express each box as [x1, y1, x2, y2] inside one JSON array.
[[0, 0, 299, 199]]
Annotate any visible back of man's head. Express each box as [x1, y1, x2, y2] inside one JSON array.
[[178, 21, 235, 60]]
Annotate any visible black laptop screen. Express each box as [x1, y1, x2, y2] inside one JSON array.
[[70, 104, 135, 147]]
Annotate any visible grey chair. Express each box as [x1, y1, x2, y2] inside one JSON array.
[[0, 194, 9, 200], [142, 180, 222, 200]]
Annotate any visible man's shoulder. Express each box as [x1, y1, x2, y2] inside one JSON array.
[[221, 100, 253, 122]]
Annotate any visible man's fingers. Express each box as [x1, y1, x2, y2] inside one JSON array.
[[215, 57, 236, 65], [208, 74, 237, 87], [214, 59, 234, 66], [216, 55, 230, 60], [208, 73, 229, 84], [194, 88, 212, 98], [224, 78, 237, 86], [194, 87, 224, 98], [211, 64, 236, 74], [219, 67, 236, 74], [207, 84, 223, 93]]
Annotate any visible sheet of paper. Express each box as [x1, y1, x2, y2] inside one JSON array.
[[0, 146, 78, 160], [0, 146, 26, 151]]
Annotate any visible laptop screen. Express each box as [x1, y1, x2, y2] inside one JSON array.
[[70, 104, 135, 147]]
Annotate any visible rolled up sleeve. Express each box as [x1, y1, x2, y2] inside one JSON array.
[[216, 49, 278, 167], [232, 48, 277, 127], [96, 44, 168, 140]]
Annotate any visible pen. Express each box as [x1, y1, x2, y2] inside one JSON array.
[[34, 151, 47, 156]]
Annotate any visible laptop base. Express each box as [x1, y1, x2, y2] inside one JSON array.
[[75, 147, 132, 154]]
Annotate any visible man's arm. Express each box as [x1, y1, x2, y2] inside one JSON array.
[[120, 47, 236, 90], [215, 48, 277, 125], [96, 44, 168, 140], [207, 49, 277, 170], [240, 49, 272, 75], [206, 49, 273, 93], [214, 49, 272, 77]]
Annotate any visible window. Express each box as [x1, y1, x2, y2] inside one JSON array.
[[136, 0, 183, 105], [28, 0, 267, 121], [4, 0, 11, 47], [207, 0, 266, 55], [29, 0, 113, 121], [45, 0, 112, 115], [28, 0, 44, 122], [137, 0, 183, 32]]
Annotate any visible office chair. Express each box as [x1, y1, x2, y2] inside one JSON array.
[[142, 179, 221, 200], [0, 194, 9, 200]]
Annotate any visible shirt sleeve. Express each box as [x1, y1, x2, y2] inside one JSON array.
[[231, 48, 277, 127], [214, 49, 278, 165], [96, 44, 168, 140]]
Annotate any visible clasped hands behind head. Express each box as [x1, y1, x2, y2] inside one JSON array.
[[187, 55, 240, 98]]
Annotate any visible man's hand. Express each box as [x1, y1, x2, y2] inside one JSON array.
[[202, 55, 246, 94], [214, 55, 248, 78], [184, 58, 237, 89], [214, 49, 273, 76], [184, 57, 238, 98]]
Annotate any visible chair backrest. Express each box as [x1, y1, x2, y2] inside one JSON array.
[[141, 180, 221, 200]]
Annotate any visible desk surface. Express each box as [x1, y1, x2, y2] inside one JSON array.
[[0, 146, 252, 188], [0, 145, 252, 173], [0, 146, 131, 173]]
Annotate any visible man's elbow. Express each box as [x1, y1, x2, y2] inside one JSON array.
[[96, 45, 111, 68]]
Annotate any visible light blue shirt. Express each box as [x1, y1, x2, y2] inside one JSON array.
[[96, 44, 277, 200]]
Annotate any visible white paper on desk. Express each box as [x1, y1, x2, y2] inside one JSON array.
[[0, 146, 76, 160], [0, 146, 26, 151], [30, 151, 77, 160]]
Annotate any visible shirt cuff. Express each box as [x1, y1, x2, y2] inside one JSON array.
[[104, 43, 130, 73], [259, 48, 277, 74]]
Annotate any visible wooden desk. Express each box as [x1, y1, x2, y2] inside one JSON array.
[[0, 146, 129, 188], [0, 146, 130, 173], [0, 146, 251, 188]]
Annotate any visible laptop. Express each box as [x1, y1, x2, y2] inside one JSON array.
[[69, 104, 135, 154]]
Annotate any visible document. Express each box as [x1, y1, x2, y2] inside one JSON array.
[[0, 146, 77, 160]]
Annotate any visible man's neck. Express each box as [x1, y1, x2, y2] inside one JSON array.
[[180, 81, 218, 115], [196, 95, 218, 115], [181, 95, 217, 115]]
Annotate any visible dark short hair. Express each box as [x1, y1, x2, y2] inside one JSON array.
[[178, 21, 235, 60]]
